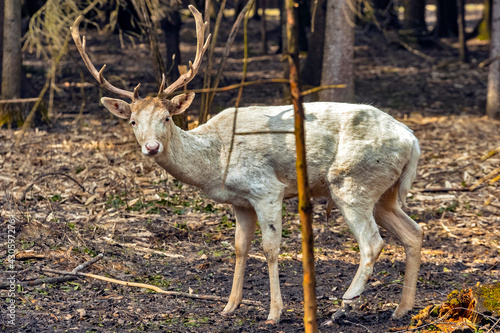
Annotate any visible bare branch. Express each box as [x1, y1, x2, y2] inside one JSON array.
[[21, 172, 86, 201], [41, 267, 261, 306]]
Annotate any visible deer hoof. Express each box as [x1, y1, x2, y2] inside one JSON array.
[[322, 319, 335, 326], [220, 310, 234, 317], [331, 303, 352, 323], [392, 306, 410, 320]]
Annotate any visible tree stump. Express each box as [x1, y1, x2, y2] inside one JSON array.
[[410, 284, 500, 332]]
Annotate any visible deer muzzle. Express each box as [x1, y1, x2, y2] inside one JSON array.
[[143, 141, 161, 156]]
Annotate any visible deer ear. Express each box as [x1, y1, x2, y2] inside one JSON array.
[[101, 97, 132, 119], [170, 92, 195, 116]]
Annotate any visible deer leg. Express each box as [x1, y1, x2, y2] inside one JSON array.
[[222, 205, 257, 316], [254, 199, 284, 324], [374, 186, 423, 319], [332, 197, 385, 320]]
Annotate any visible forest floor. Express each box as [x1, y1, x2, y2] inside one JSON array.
[[1, 11, 500, 333]]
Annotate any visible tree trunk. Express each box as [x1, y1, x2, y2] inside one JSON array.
[[457, 0, 469, 62], [234, 0, 245, 21], [162, 11, 184, 129], [297, 0, 310, 52], [161, 10, 182, 83], [319, 0, 354, 102], [486, 0, 500, 119], [280, 0, 290, 101], [403, 0, 427, 33], [401, 0, 429, 46], [436, 0, 458, 37], [1, 0, 22, 99], [301, 0, 325, 88], [261, 0, 268, 54], [254, 0, 260, 19], [0, 0, 4, 93], [285, 0, 318, 330]]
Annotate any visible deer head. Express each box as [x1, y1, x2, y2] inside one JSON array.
[[71, 5, 211, 156]]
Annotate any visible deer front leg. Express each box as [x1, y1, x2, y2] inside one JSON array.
[[254, 199, 284, 324], [221, 205, 257, 316]]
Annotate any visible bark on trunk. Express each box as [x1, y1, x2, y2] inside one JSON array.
[[319, 0, 355, 102], [161, 11, 182, 83], [0, 0, 4, 93], [261, 0, 267, 54], [401, 0, 431, 46], [436, 0, 458, 37], [486, 0, 500, 119], [403, 0, 427, 32], [1, 0, 22, 99], [301, 0, 325, 88], [457, 0, 469, 62], [285, 0, 318, 330]]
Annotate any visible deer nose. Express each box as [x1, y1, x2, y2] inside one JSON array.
[[145, 141, 160, 155]]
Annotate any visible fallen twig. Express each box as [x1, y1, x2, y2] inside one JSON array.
[[102, 237, 184, 258], [41, 267, 262, 306], [481, 146, 500, 161], [470, 167, 500, 191], [415, 165, 500, 193], [489, 174, 500, 186], [479, 55, 500, 68], [344, 320, 373, 333], [15, 252, 46, 260], [417, 186, 482, 193], [0, 275, 78, 288], [439, 211, 459, 239], [486, 317, 500, 333], [71, 253, 103, 273], [0, 254, 103, 289], [248, 253, 266, 261], [21, 172, 86, 201], [397, 39, 435, 62]]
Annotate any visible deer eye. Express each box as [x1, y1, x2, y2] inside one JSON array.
[[165, 117, 170, 122], [130, 120, 136, 126]]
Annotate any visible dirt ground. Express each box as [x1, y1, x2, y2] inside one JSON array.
[[1, 10, 500, 333]]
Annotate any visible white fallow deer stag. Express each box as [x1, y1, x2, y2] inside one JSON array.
[[72, 5, 423, 324]]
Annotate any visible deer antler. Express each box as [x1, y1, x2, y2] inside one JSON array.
[[71, 16, 140, 101], [160, 5, 211, 97]]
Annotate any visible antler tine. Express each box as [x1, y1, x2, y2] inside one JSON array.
[[158, 74, 166, 96], [161, 5, 212, 97], [133, 83, 141, 100], [71, 15, 140, 101]]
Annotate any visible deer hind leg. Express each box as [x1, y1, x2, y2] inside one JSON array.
[[253, 196, 284, 324], [328, 184, 385, 319], [374, 184, 423, 319], [222, 205, 257, 316]]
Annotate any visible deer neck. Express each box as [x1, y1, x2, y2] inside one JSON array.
[[155, 124, 221, 189]]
